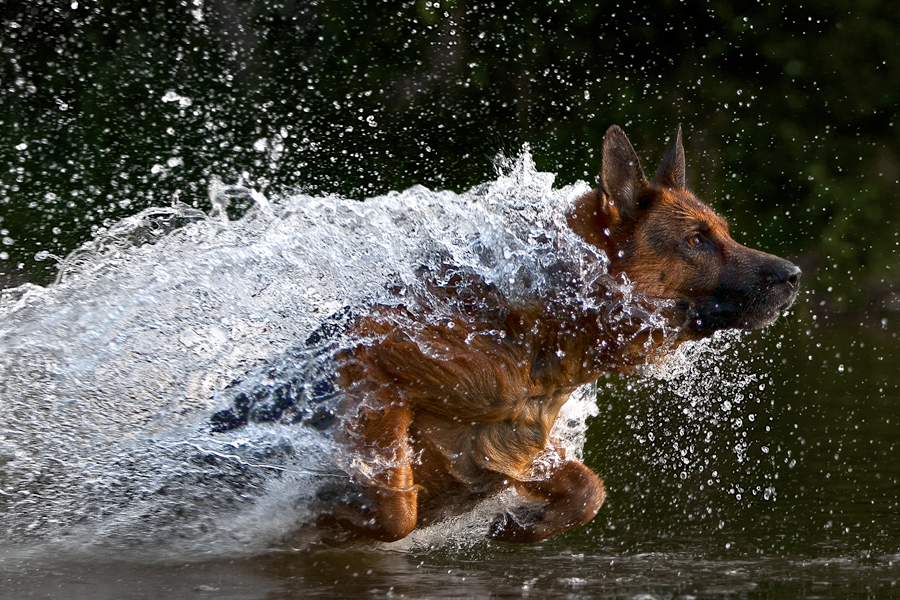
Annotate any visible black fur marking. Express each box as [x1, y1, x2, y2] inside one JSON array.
[[305, 306, 355, 347], [210, 308, 351, 434]]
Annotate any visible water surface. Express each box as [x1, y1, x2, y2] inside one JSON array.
[[2, 295, 898, 597]]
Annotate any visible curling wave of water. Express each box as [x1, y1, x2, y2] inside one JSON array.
[[1, 152, 642, 555]]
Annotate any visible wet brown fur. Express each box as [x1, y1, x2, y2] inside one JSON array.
[[323, 126, 801, 543]]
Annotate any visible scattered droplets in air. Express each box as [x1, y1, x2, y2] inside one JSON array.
[[624, 328, 776, 516], [161, 90, 193, 108]]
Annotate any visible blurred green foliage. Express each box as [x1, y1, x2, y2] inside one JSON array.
[[1, 0, 898, 307]]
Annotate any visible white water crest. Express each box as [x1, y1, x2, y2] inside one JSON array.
[[2, 152, 653, 555]]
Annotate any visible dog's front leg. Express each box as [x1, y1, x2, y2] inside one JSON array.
[[489, 460, 605, 543], [360, 403, 419, 542]]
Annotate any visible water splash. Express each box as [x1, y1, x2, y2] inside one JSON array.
[[0, 150, 761, 555], [0, 151, 622, 553]]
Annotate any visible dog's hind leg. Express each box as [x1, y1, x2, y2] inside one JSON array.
[[488, 460, 605, 543]]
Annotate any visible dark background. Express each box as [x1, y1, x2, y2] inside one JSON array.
[[4, 3, 900, 592], [2, 0, 899, 312]]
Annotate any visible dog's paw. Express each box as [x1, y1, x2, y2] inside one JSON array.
[[487, 512, 510, 539], [488, 512, 533, 543]]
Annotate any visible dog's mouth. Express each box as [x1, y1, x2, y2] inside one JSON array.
[[676, 285, 800, 335]]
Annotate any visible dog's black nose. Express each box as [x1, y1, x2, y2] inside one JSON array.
[[770, 262, 801, 287], [786, 264, 802, 287]]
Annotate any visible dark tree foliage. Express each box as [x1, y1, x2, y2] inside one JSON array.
[[1, 0, 898, 308]]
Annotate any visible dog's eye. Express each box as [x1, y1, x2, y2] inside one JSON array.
[[688, 235, 703, 248]]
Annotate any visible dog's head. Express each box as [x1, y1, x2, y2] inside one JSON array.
[[572, 125, 801, 336]]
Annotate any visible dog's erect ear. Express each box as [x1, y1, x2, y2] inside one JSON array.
[[600, 125, 648, 219], [652, 125, 686, 189]]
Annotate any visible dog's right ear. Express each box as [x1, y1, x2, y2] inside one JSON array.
[[652, 125, 686, 189], [600, 125, 648, 221]]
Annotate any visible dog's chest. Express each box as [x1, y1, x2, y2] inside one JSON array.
[[410, 378, 574, 485]]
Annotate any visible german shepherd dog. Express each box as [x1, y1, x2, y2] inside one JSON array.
[[233, 126, 801, 543]]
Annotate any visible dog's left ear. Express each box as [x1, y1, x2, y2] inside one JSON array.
[[600, 125, 648, 221], [652, 125, 686, 189]]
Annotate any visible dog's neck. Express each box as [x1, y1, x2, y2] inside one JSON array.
[[566, 189, 617, 259], [561, 188, 688, 374]]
